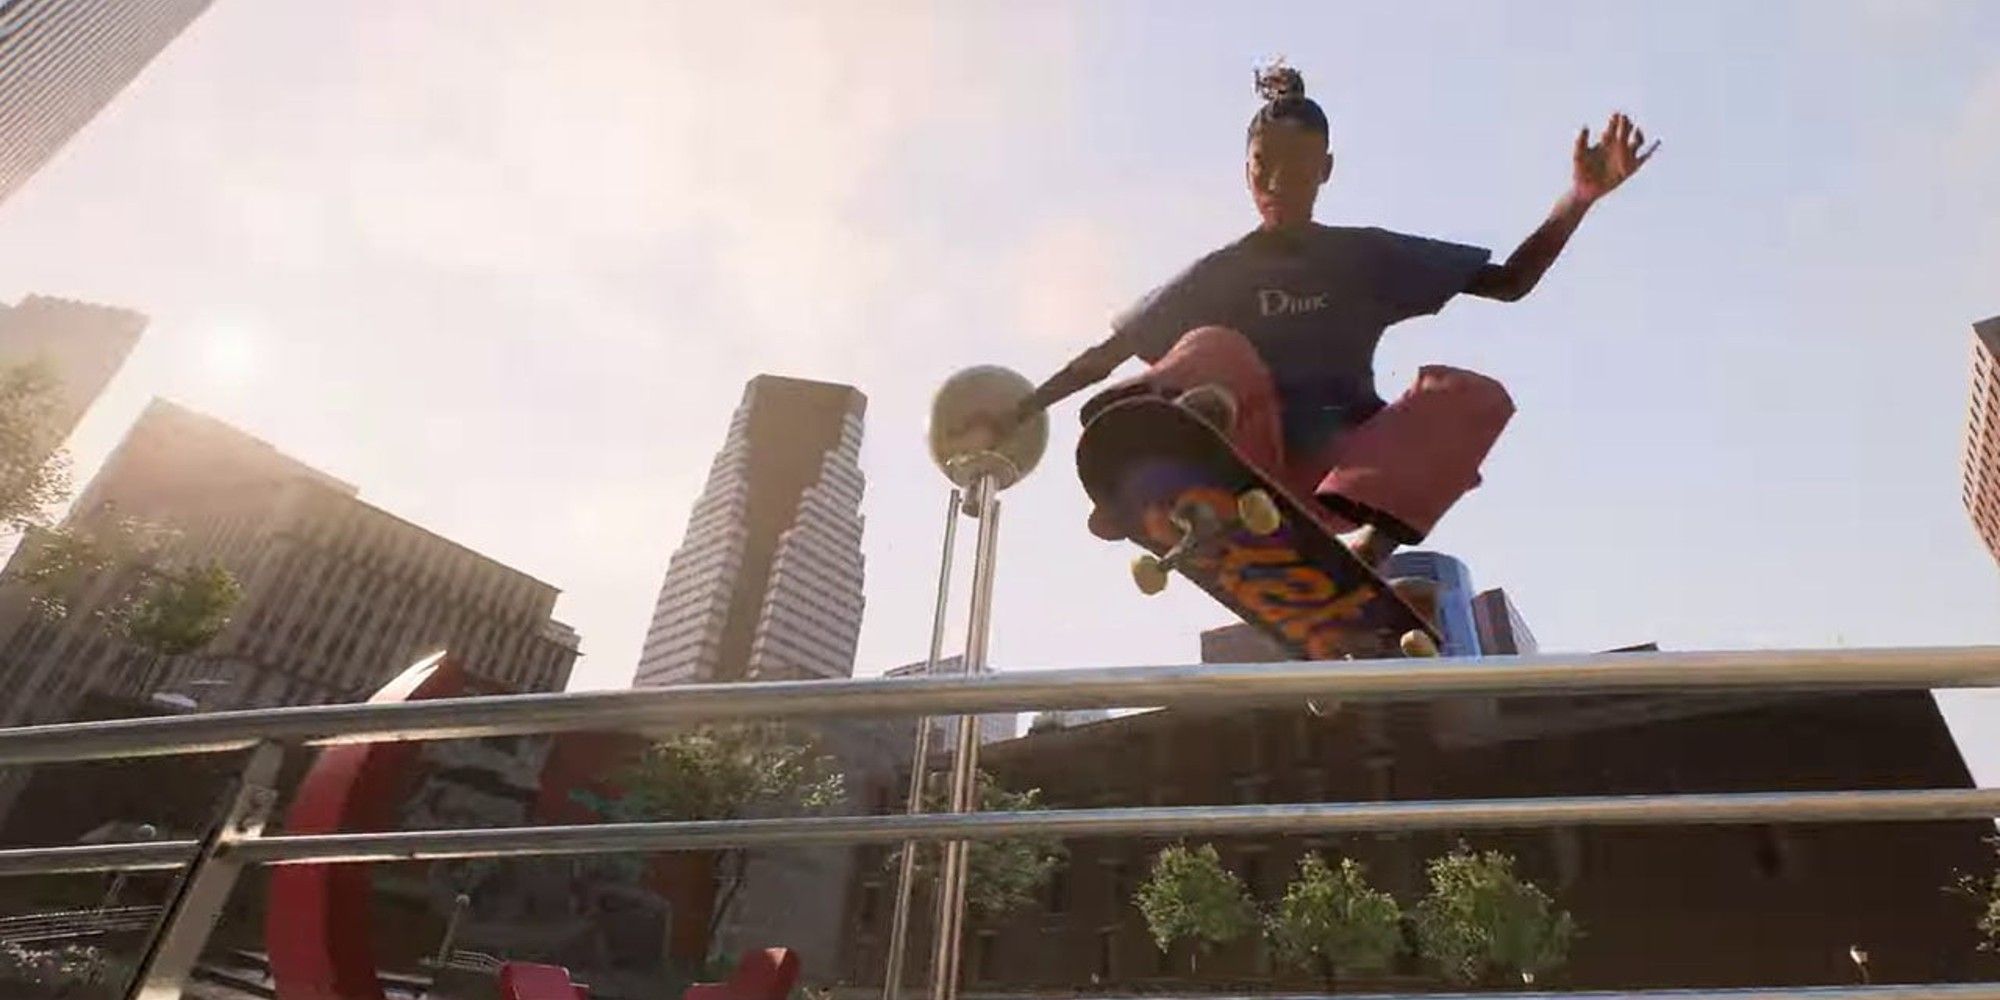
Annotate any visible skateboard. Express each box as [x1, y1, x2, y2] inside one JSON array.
[[1076, 395, 1441, 661]]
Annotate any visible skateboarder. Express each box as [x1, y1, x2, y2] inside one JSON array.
[[962, 63, 1656, 571]]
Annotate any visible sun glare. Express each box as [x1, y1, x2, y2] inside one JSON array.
[[201, 324, 257, 386]]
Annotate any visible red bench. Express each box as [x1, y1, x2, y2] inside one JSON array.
[[682, 948, 800, 1000], [499, 961, 589, 1000]]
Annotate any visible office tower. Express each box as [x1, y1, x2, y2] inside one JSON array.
[[0, 295, 144, 450], [0, 0, 218, 208], [885, 656, 1017, 744], [1961, 316, 2000, 563], [1383, 550, 1480, 656], [636, 376, 867, 686], [1471, 587, 1538, 656]]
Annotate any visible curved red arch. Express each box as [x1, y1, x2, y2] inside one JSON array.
[[266, 652, 468, 1000]]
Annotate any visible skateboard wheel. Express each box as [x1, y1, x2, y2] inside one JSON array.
[[1131, 554, 1170, 595], [1236, 489, 1282, 536], [1399, 630, 1440, 658]]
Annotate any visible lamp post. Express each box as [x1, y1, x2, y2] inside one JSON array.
[[880, 366, 1045, 1000]]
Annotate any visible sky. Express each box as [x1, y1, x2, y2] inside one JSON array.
[[2, 2, 1999, 773]]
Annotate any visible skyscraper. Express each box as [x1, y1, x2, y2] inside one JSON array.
[[1471, 587, 1538, 656], [1383, 549, 1481, 656], [0, 0, 218, 209], [636, 375, 867, 687], [0, 294, 144, 449], [1961, 316, 2000, 564], [885, 656, 1017, 744]]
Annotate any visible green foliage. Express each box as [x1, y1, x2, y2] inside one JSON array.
[[578, 723, 847, 824], [1948, 836, 2000, 949], [111, 561, 244, 655], [1134, 842, 1256, 969], [0, 361, 72, 536], [569, 723, 847, 891], [883, 770, 1068, 920], [15, 515, 243, 656], [1265, 853, 1403, 990], [1412, 844, 1576, 986], [14, 524, 120, 620]]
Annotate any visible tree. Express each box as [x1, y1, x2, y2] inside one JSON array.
[[15, 515, 243, 659], [0, 359, 246, 664], [882, 769, 1067, 921], [1134, 842, 1257, 974], [109, 561, 244, 656], [575, 723, 847, 961], [1412, 844, 1576, 987], [1265, 853, 1403, 992], [0, 360, 72, 537], [1948, 836, 2000, 949]]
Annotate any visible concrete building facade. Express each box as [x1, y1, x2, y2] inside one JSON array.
[[1962, 316, 2000, 563], [0, 0, 217, 209], [885, 655, 1017, 746], [636, 375, 867, 687], [1471, 586, 1538, 656], [0, 398, 581, 733], [0, 295, 143, 450], [846, 690, 1997, 992]]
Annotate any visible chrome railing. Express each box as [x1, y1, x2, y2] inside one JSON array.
[[0, 904, 161, 945], [3, 645, 2000, 999]]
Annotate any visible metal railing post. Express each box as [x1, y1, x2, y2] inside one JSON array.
[[932, 473, 1003, 1000], [883, 488, 961, 1000], [434, 892, 473, 966], [122, 741, 282, 1000]]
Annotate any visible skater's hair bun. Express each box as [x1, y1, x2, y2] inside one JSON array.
[[1248, 59, 1328, 142]]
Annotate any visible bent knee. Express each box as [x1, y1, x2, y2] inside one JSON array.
[[1417, 364, 1515, 420], [1152, 325, 1272, 395], [1168, 324, 1258, 364]]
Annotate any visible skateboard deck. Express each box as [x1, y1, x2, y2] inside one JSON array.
[[1076, 396, 1441, 661]]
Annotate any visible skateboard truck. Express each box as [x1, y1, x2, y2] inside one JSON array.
[[1130, 488, 1283, 595]]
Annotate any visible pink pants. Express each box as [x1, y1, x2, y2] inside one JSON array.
[[1088, 325, 1514, 542]]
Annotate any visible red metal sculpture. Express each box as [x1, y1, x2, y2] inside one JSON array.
[[266, 652, 468, 1000]]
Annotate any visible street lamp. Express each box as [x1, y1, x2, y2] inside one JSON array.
[[433, 893, 473, 966], [97, 823, 157, 913]]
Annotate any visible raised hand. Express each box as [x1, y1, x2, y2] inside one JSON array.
[[1572, 111, 1658, 205]]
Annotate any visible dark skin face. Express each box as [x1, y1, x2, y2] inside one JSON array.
[[1246, 121, 1333, 232]]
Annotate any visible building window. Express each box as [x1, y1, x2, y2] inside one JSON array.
[[1364, 753, 1397, 801], [1300, 766, 1328, 803], [1233, 775, 1270, 804], [857, 880, 881, 926], [1752, 825, 1795, 880], [1095, 929, 1115, 982], [1046, 864, 1069, 914], [1104, 860, 1129, 909], [1238, 851, 1265, 899], [975, 931, 999, 982], [1551, 827, 1583, 887]]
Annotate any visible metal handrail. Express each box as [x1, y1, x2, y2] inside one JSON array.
[[0, 905, 161, 928], [1, 645, 1997, 766], [5, 786, 2000, 877], [0, 905, 163, 945], [1036, 989, 2000, 1000], [4, 645, 2000, 999]]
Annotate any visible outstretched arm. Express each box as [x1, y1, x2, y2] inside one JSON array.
[[1467, 111, 1658, 302], [944, 332, 1134, 453], [1012, 332, 1131, 422]]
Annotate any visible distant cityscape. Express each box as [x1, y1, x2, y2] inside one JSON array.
[[1, 7, 1999, 993]]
